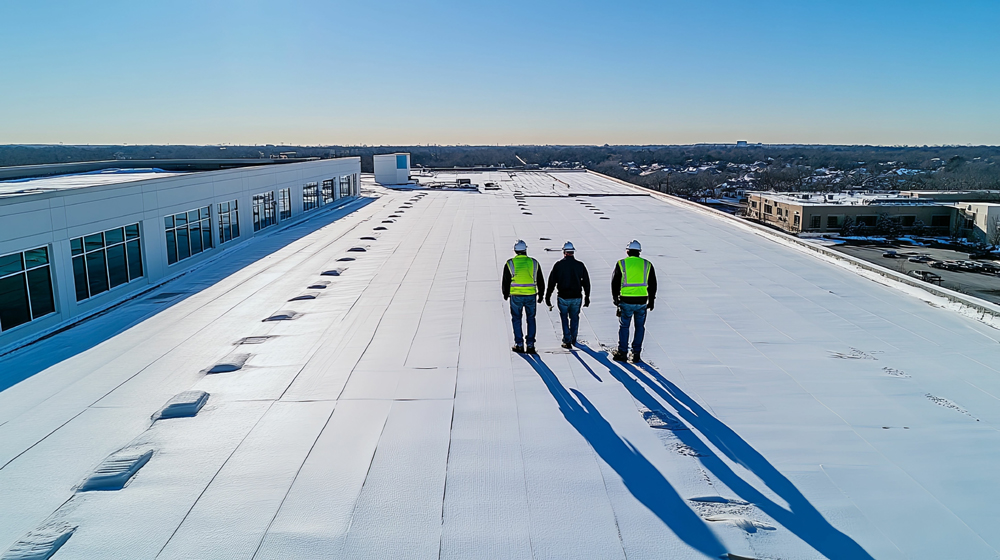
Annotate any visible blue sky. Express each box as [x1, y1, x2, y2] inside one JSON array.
[[1, 0, 998, 145]]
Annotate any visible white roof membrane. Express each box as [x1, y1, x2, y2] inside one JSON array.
[[2, 171, 1000, 558]]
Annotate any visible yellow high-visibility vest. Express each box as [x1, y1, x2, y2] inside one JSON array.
[[618, 256, 650, 297], [507, 255, 539, 295]]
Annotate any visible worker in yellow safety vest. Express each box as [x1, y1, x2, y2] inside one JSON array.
[[611, 240, 657, 363], [502, 239, 545, 353]]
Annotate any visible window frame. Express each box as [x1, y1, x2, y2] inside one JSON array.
[[71, 224, 144, 302], [164, 207, 213, 266], [0, 246, 56, 331]]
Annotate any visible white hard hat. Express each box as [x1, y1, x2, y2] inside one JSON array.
[[514, 239, 528, 252], [562, 241, 575, 252], [626, 240, 642, 251]]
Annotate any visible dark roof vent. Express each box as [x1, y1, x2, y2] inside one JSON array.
[[79, 449, 154, 491], [153, 391, 209, 420], [206, 353, 250, 373]]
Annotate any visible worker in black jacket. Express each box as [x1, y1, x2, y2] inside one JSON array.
[[611, 240, 657, 363], [545, 241, 591, 348]]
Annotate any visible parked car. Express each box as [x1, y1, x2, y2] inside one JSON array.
[[882, 250, 898, 258], [969, 252, 994, 260], [908, 255, 932, 263], [909, 270, 943, 284]]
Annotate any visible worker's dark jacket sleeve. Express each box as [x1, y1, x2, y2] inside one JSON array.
[[612, 261, 656, 305], [535, 259, 545, 296], [502, 264, 512, 298]]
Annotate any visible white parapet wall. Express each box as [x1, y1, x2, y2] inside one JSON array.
[[373, 153, 410, 185], [0, 157, 361, 351]]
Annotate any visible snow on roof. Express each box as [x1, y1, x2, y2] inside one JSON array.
[[2, 171, 999, 558], [753, 191, 943, 206], [0, 168, 185, 198]]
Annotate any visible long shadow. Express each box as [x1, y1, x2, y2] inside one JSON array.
[[0, 198, 375, 392], [574, 344, 875, 560], [520, 354, 727, 559]]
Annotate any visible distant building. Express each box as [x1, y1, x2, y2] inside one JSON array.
[[745, 192, 953, 234], [736, 140, 748, 147], [373, 153, 411, 185], [0, 158, 360, 351], [956, 203, 1000, 244]]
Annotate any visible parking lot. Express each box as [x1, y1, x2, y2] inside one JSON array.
[[833, 244, 1000, 305]]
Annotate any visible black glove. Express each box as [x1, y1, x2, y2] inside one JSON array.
[[584, 297, 590, 307], [504, 294, 509, 301], [537, 294, 544, 304], [647, 300, 655, 311], [545, 299, 552, 307]]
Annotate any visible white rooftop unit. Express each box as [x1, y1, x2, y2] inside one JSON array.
[[373, 153, 410, 185]]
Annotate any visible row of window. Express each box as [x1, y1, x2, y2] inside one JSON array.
[[1, 178, 357, 334], [252, 175, 357, 232]]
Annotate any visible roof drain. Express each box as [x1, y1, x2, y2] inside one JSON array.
[[1, 522, 77, 560], [373, 226, 387, 231], [289, 292, 318, 301], [153, 391, 209, 420], [322, 268, 346, 276], [360, 236, 377, 240], [308, 281, 331, 289], [79, 448, 154, 491], [348, 247, 367, 252], [206, 353, 251, 373]]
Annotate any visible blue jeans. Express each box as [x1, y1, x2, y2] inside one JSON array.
[[510, 295, 537, 347], [618, 303, 647, 353], [557, 297, 582, 344]]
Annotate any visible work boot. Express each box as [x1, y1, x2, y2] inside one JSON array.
[[561, 342, 572, 349], [512, 344, 524, 353], [630, 351, 642, 363], [525, 346, 537, 354], [612, 350, 628, 362]]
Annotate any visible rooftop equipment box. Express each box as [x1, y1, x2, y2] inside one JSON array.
[[374, 153, 410, 185]]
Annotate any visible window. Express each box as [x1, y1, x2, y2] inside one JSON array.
[[901, 216, 916, 227], [253, 192, 277, 231], [165, 207, 212, 266], [303, 183, 319, 211], [71, 225, 143, 302], [322, 179, 335, 204], [827, 215, 840, 228], [396, 154, 408, 169], [278, 188, 292, 220], [0, 247, 56, 331], [750, 200, 757, 208], [218, 200, 240, 244], [931, 215, 950, 228], [857, 215, 877, 227], [809, 215, 820, 228], [763, 204, 773, 215], [340, 175, 354, 198], [794, 215, 802, 227]]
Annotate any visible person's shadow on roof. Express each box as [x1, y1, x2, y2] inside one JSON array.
[[573, 344, 875, 560], [519, 353, 728, 559]]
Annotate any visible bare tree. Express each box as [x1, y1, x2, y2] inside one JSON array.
[[988, 215, 1000, 249]]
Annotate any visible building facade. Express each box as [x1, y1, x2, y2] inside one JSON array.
[[745, 192, 954, 235], [0, 158, 360, 351]]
